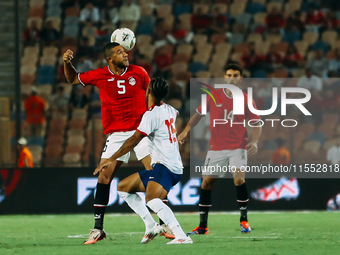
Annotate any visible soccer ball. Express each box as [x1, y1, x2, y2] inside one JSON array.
[[110, 28, 136, 51]]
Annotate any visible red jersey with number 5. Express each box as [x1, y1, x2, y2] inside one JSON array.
[[196, 89, 261, 151], [78, 65, 150, 134]]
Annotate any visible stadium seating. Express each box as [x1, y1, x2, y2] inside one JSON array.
[[15, 0, 340, 167]]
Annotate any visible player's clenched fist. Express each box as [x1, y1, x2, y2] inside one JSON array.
[[63, 49, 73, 63]]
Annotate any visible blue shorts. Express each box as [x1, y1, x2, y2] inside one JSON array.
[[138, 163, 182, 193]]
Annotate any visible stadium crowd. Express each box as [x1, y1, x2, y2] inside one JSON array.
[[17, 0, 340, 167]]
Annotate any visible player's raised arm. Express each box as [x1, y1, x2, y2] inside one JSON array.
[[178, 112, 203, 145], [247, 122, 262, 156], [63, 49, 80, 85], [93, 131, 145, 175]]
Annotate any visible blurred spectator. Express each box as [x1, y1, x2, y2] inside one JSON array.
[[191, 6, 211, 34], [241, 42, 265, 72], [23, 19, 40, 46], [265, 44, 282, 69], [154, 45, 172, 79], [265, 6, 285, 33], [119, 0, 140, 31], [323, 87, 339, 110], [322, 12, 340, 30], [69, 85, 89, 111], [327, 136, 340, 164], [136, 54, 153, 75], [328, 48, 340, 77], [283, 44, 303, 68], [77, 36, 97, 59], [167, 20, 193, 44], [61, 0, 77, 10], [209, 6, 228, 35], [76, 56, 94, 73], [286, 11, 305, 33], [153, 18, 172, 44], [93, 52, 106, 69], [40, 20, 60, 46], [49, 85, 69, 115], [305, 7, 325, 26], [166, 78, 183, 101], [306, 50, 329, 77], [89, 87, 101, 117], [101, 0, 119, 25], [17, 138, 33, 168], [272, 138, 291, 165], [24, 88, 46, 137], [80, 3, 100, 26], [297, 68, 323, 91]]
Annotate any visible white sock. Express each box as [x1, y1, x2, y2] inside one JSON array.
[[118, 191, 156, 231], [147, 198, 187, 239]]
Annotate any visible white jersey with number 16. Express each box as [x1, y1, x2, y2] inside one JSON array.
[[137, 103, 183, 174]]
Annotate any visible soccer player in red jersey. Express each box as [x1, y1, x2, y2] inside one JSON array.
[[178, 63, 262, 234], [63, 42, 152, 244]]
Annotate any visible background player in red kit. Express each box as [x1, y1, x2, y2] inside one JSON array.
[[63, 42, 152, 244], [178, 63, 262, 235]]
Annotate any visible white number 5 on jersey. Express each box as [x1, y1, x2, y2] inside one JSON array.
[[117, 80, 126, 94]]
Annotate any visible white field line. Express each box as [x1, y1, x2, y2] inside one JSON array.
[[68, 232, 144, 238]]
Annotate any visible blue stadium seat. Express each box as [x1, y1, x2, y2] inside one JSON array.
[[174, 3, 191, 17], [246, 2, 265, 15], [234, 13, 252, 27], [283, 30, 301, 44], [28, 136, 45, 146], [63, 24, 79, 38], [64, 16, 80, 27], [263, 140, 277, 151], [47, 6, 62, 17], [37, 66, 55, 84], [309, 131, 326, 144], [189, 62, 207, 74], [229, 33, 245, 45], [137, 16, 156, 36], [38, 66, 55, 76], [48, 0, 62, 6], [158, 0, 174, 4], [310, 40, 330, 54], [253, 69, 267, 78]]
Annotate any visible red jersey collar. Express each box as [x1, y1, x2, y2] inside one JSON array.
[[107, 66, 128, 76]]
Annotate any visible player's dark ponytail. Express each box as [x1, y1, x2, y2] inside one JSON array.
[[150, 77, 169, 105]]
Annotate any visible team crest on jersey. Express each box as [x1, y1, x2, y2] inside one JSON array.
[[128, 77, 136, 86]]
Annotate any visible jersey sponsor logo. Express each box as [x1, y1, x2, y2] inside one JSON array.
[[107, 77, 115, 82], [128, 77, 136, 86]]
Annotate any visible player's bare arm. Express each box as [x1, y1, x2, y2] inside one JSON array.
[[93, 131, 145, 175], [247, 123, 262, 156], [63, 49, 80, 85], [178, 112, 203, 144]]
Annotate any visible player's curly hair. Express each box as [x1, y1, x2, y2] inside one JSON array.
[[150, 77, 169, 104]]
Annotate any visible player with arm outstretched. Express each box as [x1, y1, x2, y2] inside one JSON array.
[[178, 63, 262, 235], [95, 77, 193, 244], [63, 42, 152, 244]]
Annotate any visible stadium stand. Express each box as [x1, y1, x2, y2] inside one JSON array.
[[13, 0, 340, 167]]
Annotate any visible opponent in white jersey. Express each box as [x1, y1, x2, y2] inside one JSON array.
[[94, 77, 192, 245], [137, 103, 183, 175]]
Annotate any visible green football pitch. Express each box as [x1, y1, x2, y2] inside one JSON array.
[[1, 212, 339, 255]]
